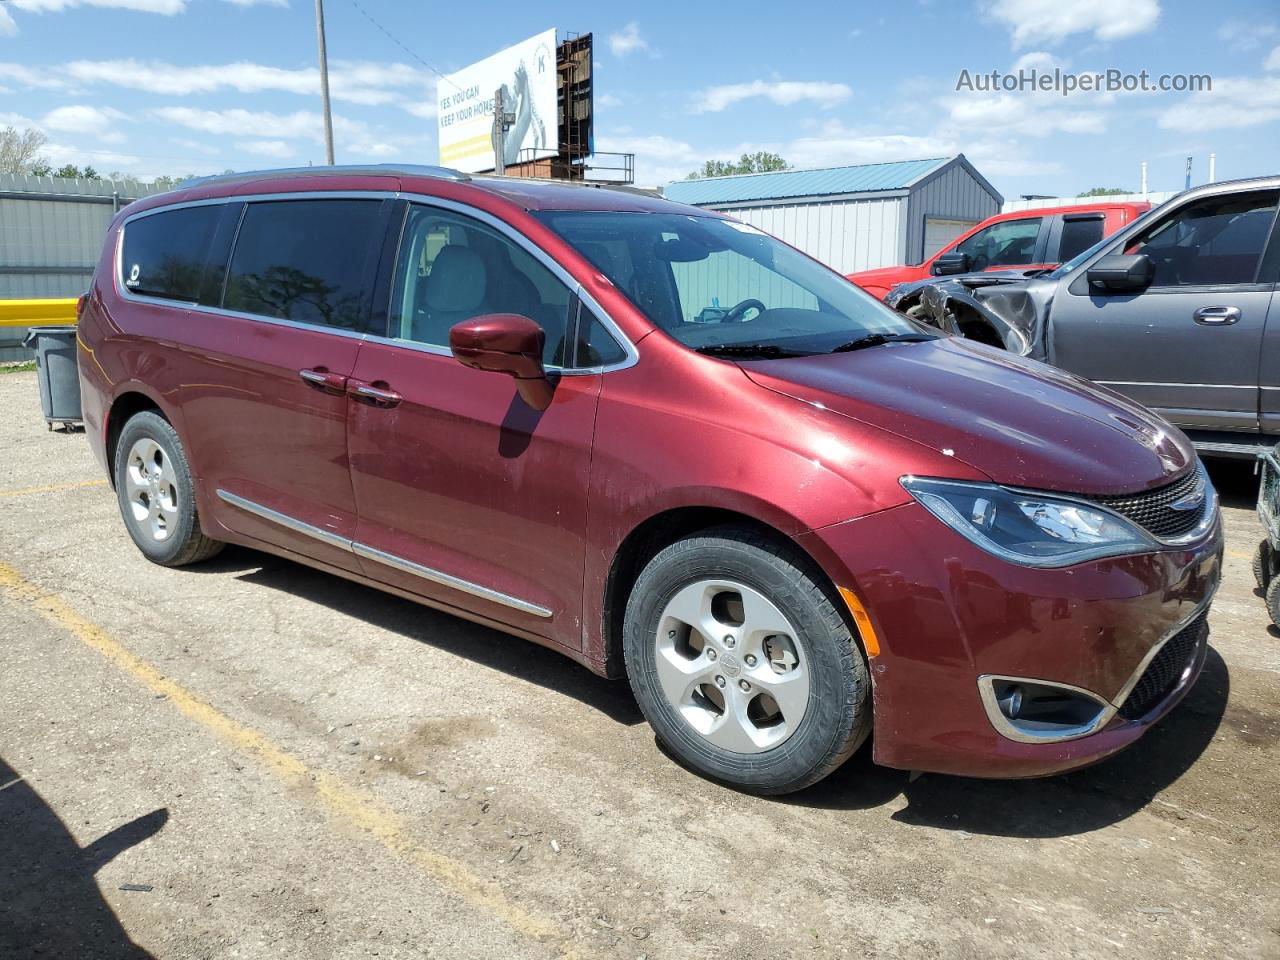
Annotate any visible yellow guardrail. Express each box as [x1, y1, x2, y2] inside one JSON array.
[[0, 298, 79, 329]]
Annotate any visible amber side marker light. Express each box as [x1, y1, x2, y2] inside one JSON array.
[[838, 586, 881, 658]]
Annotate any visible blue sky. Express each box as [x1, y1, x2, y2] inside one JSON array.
[[1, 0, 1277, 200]]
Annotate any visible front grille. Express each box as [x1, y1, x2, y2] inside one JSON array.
[[1085, 467, 1208, 540], [1117, 611, 1207, 720]]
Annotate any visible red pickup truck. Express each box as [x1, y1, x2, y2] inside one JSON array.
[[847, 202, 1151, 299]]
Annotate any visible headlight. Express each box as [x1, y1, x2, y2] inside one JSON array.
[[900, 476, 1157, 567]]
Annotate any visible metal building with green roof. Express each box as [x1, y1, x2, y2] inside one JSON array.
[[663, 155, 1002, 275]]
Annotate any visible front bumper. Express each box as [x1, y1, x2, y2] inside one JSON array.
[[799, 501, 1223, 778]]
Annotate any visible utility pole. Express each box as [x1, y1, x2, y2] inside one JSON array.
[[1184, 156, 1193, 190], [314, 0, 335, 165]]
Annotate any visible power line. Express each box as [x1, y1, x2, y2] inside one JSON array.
[[341, 0, 462, 95]]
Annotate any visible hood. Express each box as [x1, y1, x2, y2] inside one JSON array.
[[847, 265, 918, 288], [743, 337, 1194, 495]]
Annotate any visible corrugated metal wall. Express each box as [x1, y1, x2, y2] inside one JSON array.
[[904, 164, 1001, 265], [706, 197, 906, 275], [0, 174, 162, 359]]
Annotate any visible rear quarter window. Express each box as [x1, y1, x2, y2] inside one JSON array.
[[121, 205, 221, 302]]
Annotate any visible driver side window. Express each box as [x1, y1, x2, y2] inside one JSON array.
[[954, 217, 1042, 268], [389, 205, 572, 366], [1124, 191, 1278, 287]]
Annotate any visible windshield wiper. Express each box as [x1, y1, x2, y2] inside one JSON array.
[[694, 343, 811, 359], [829, 333, 934, 353]]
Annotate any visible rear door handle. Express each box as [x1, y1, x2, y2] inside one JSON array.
[[299, 367, 348, 394], [1193, 305, 1241, 325], [348, 380, 402, 408]]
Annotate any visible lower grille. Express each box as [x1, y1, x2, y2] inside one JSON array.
[[1117, 611, 1208, 720], [1085, 465, 1209, 541]]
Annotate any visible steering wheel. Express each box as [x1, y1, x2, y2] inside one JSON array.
[[722, 298, 766, 323]]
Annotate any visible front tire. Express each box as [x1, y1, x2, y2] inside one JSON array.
[[113, 411, 223, 567], [623, 526, 871, 795]]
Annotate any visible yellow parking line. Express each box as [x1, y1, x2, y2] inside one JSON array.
[[0, 560, 583, 958], [0, 479, 107, 498]]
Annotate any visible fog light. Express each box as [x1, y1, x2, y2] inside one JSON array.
[[979, 676, 1113, 744]]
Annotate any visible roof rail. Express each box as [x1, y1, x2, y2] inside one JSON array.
[[180, 164, 471, 189]]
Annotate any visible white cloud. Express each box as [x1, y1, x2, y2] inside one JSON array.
[[1267, 46, 1280, 71], [10, 0, 185, 13], [595, 93, 623, 110], [694, 80, 852, 113], [1159, 75, 1280, 131], [41, 104, 126, 133], [221, 0, 287, 6], [0, 6, 18, 34], [400, 101, 438, 120], [608, 21, 654, 58], [153, 106, 321, 140], [595, 133, 701, 186], [1218, 19, 1278, 50], [984, 0, 1159, 47], [942, 92, 1105, 136], [236, 139, 294, 158], [0, 58, 432, 105]]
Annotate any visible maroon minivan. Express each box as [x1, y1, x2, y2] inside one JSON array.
[[79, 165, 1222, 794]]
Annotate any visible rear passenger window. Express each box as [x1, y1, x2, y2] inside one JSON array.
[[224, 200, 382, 331], [1058, 216, 1104, 262], [122, 205, 220, 302]]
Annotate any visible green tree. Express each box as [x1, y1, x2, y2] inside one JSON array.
[[1077, 187, 1131, 197], [686, 151, 791, 180], [0, 126, 49, 175]]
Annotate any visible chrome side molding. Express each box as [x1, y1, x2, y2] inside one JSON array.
[[215, 489, 552, 619]]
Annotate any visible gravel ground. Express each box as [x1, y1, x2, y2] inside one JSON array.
[[1, 369, 1277, 960]]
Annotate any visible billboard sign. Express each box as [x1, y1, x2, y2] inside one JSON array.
[[437, 29, 557, 174]]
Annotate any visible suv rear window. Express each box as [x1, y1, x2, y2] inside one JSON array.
[[223, 199, 383, 331], [121, 205, 221, 303]]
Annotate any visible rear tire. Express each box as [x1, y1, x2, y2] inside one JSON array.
[[1254, 540, 1271, 591], [623, 526, 871, 795], [113, 411, 223, 567], [1266, 577, 1280, 628]]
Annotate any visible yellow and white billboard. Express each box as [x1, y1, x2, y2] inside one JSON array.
[[437, 29, 556, 174]]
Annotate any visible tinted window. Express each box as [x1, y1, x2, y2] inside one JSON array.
[[224, 200, 382, 331], [122, 205, 220, 302], [954, 218, 1042, 269], [1126, 191, 1278, 286], [1058, 216, 1104, 262], [390, 205, 571, 367], [573, 304, 626, 366]]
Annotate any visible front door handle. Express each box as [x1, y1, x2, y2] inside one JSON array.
[[348, 380, 402, 408], [299, 367, 348, 394], [1193, 305, 1241, 325]]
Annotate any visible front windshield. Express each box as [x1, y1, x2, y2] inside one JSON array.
[[535, 211, 936, 357]]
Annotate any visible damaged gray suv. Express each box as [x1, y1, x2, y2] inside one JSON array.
[[886, 175, 1280, 457]]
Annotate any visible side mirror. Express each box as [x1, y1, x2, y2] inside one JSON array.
[[931, 252, 971, 276], [449, 313, 553, 411], [1087, 254, 1154, 293]]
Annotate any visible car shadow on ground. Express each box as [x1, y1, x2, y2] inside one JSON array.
[[1207, 456, 1260, 511], [0, 757, 165, 959], [192, 545, 645, 727], [191, 543, 1228, 839]]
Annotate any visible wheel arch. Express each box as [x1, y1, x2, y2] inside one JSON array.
[[104, 386, 171, 488], [598, 505, 857, 680]]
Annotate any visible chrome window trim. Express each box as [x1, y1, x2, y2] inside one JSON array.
[[215, 489, 552, 619], [977, 587, 1216, 744], [114, 188, 640, 374]]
